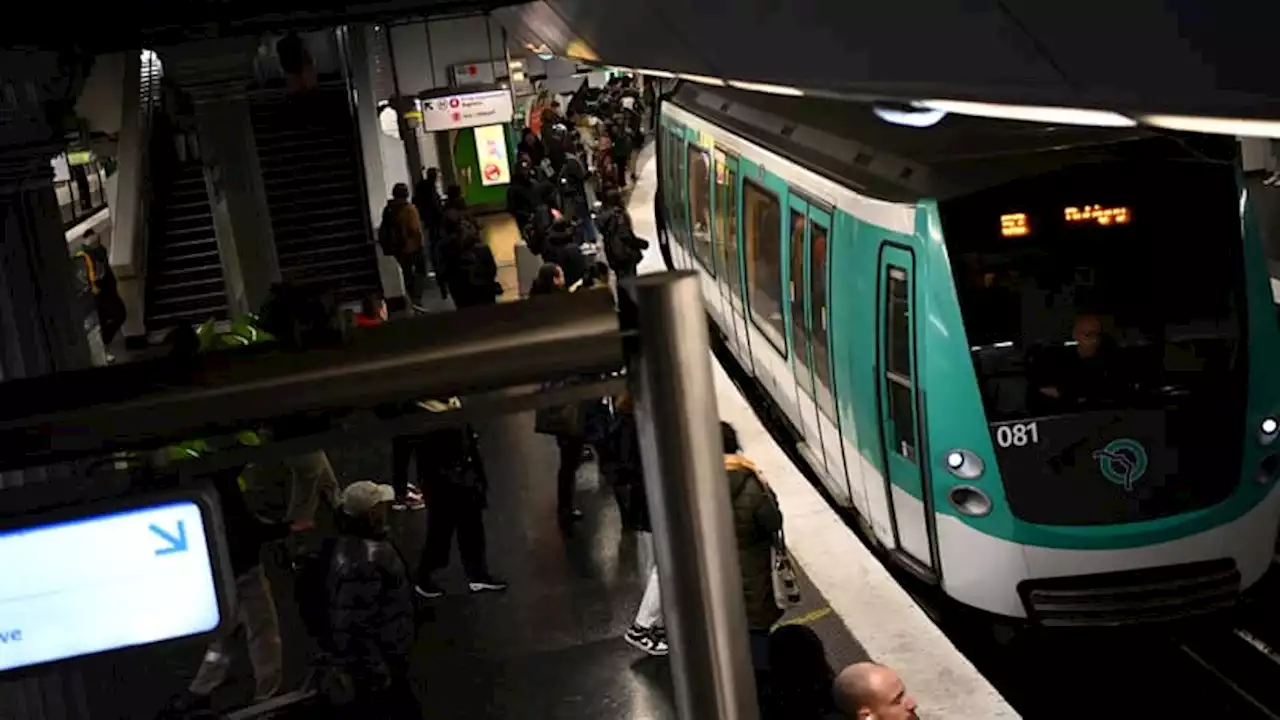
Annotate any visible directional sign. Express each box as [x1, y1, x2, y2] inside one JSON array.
[[0, 500, 222, 673], [420, 90, 514, 132]]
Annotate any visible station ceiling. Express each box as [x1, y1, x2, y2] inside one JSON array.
[[494, 0, 1280, 120]]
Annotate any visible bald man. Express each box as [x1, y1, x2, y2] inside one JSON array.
[[832, 662, 919, 720]]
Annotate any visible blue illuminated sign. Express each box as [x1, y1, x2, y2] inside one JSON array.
[[0, 500, 222, 673]]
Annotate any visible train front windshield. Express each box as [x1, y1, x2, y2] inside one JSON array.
[[941, 159, 1247, 526]]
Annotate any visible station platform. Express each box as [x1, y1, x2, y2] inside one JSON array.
[[62, 144, 1009, 720], [71, 402, 863, 719]]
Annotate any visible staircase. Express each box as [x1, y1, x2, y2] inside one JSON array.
[[250, 84, 379, 303], [143, 159, 229, 330]]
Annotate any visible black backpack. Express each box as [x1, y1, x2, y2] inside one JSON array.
[[456, 241, 494, 289], [378, 205, 404, 257]]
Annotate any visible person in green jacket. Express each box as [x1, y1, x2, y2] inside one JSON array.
[[721, 421, 784, 708]]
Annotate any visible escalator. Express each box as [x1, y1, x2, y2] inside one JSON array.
[[142, 122, 229, 332], [250, 83, 379, 303]]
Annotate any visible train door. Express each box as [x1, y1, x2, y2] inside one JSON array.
[[714, 150, 748, 365], [787, 194, 826, 481], [673, 129, 693, 271], [876, 246, 935, 571], [687, 142, 723, 319], [807, 210, 853, 506], [664, 127, 688, 270]]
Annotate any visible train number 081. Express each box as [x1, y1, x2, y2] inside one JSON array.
[[995, 422, 1039, 448]]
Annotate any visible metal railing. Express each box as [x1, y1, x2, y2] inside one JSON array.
[[0, 275, 757, 720]]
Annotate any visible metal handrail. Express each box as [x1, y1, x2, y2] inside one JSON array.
[[0, 288, 622, 470]]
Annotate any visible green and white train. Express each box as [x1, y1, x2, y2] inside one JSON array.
[[656, 83, 1280, 625]]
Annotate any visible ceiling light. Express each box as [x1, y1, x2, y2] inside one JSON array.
[[1141, 114, 1280, 139], [874, 105, 947, 128], [633, 68, 676, 79], [916, 99, 1136, 128], [678, 73, 727, 87], [727, 80, 804, 97]]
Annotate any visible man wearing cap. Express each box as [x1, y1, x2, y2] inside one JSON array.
[[327, 480, 418, 716]]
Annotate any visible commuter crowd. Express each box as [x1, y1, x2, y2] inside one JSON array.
[[151, 73, 918, 720]]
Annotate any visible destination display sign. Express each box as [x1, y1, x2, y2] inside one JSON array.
[[420, 90, 515, 133], [0, 498, 225, 673]]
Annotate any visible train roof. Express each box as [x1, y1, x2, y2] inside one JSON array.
[[668, 83, 1236, 203]]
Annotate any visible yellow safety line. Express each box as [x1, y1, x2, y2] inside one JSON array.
[[775, 606, 832, 628]]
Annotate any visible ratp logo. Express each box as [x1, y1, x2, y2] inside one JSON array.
[[1092, 438, 1149, 491]]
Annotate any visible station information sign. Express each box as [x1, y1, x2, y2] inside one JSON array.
[[420, 89, 515, 133], [0, 496, 226, 673]]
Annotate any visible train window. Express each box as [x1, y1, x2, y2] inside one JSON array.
[[665, 129, 684, 252], [885, 265, 916, 457], [789, 209, 812, 393], [688, 145, 715, 274], [743, 179, 786, 353], [886, 266, 912, 378], [713, 153, 728, 280], [675, 133, 691, 252], [721, 160, 742, 300], [810, 222, 835, 418]]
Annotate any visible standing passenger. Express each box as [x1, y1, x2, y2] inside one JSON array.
[[411, 398, 507, 598], [721, 421, 784, 702], [413, 168, 445, 294], [325, 481, 418, 718], [605, 393, 669, 657], [379, 183, 425, 308]]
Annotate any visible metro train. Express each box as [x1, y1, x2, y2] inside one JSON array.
[[655, 82, 1280, 625]]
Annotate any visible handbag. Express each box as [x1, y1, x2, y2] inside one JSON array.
[[771, 528, 802, 608], [534, 385, 587, 438]]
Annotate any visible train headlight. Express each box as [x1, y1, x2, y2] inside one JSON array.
[[943, 449, 984, 480], [1258, 455, 1279, 485], [949, 486, 993, 517], [1261, 417, 1279, 446]]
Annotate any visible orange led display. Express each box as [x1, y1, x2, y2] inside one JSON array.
[[1000, 213, 1029, 237], [1064, 205, 1130, 226]]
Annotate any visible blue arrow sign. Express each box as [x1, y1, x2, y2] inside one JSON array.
[[149, 521, 188, 556]]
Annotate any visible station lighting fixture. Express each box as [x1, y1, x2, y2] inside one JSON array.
[[916, 99, 1137, 128], [678, 73, 727, 87], [873, 104, 948, 128], [727, 80, 805, 97], [1141, 114, 1280, 139]]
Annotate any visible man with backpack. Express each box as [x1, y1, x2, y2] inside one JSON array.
[[598, 188, 648, 279], [379, 183, 425, 307], [441, 222, 502, 309], [303, 481, 418, 718]]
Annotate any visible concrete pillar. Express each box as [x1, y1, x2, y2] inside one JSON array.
[[343, 24, 388, 228], [0, 49, 95, 720], [196, 97, 280, 315]]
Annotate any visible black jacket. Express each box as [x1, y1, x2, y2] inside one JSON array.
[[507, 180, 540, 230], [542, 227, 587, 287], [327, 531, 415, 682], [601, 410, 649, 531], [599, 207, 647, 273], [417, 423, 489, 500]]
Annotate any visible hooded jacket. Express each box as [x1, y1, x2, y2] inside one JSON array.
[[726, 454, 784, 630]]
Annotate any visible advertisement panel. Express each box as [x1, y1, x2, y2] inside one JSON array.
[[474, 124, 511, 187], [421, 90, 515, 132]]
